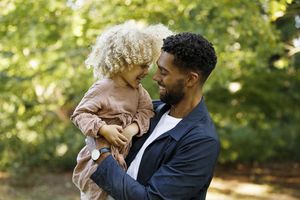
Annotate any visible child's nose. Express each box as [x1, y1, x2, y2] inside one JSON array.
[[143, 68, 149, 75]]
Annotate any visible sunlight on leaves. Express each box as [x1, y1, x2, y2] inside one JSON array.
[[56, 144, 68, 157]]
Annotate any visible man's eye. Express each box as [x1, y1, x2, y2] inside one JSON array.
[[160, 70, 167, 75]]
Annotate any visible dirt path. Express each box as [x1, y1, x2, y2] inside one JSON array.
[[208, 163, 300, 200]]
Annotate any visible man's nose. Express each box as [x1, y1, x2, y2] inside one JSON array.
[[153, 70, 159, 81]]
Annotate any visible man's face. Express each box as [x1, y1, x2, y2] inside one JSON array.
[[153, 51, 187, 105]]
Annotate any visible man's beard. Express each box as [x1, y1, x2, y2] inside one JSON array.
[[160, 79, 185, 105]]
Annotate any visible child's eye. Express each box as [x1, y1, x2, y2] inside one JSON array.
[[141, 64, 149, 69]]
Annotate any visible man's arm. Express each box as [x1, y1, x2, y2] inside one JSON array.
[[90, 134, 220, 200], [90, 137, 149, 199], [91, 155, 150, 200]]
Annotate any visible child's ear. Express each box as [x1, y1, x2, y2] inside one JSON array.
[[186, 72, 200, 87]]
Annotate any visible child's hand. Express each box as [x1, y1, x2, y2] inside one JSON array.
[[99, 125, 127, 147]]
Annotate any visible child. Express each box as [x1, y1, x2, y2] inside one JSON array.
[[70, 21, 172, 200]]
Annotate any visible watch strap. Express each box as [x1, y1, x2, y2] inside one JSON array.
[[99, 147, 111, 154]]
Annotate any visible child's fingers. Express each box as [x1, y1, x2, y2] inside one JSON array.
[[116, 138, 127, 147], [118, 134, 128, 142], [111, 139, 120, 147], [115, 125, 123, 132]]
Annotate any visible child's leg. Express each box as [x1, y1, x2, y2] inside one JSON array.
[[111, 145, 127, 170], [106, 195, 115, 200], [115, 154, 127, 170], [81, 177, 108, 200], [73, 146, 108, 200], [80, 191, 89, 200]]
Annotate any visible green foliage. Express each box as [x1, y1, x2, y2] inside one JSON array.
[[207, 69, 300, 163], [0, 0, 92, 174], [0, 0, 299, 175]]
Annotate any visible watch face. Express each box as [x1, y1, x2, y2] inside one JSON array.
[[91, 149, 100, 161]]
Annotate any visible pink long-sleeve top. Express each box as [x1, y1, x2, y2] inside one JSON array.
[[71, 78, 154, 138], [71, 78, 154, 197]]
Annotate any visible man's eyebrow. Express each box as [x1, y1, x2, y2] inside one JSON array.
[[157, 65, 169, 72]]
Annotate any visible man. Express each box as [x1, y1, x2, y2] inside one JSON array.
[[90, 32, 220, 200]]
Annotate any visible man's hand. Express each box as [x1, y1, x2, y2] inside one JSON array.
[[99, 125, 128, 147]]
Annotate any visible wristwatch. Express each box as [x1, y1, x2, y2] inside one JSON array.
[[91, 147, 111, 161]]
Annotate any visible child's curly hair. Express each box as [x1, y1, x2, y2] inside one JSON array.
[[85, 20, 173, 78]]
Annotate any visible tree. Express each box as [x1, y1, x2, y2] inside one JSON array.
[[0, 0, 299, 175]]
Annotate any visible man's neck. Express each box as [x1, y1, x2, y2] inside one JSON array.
[[169, 90, 202, 118]]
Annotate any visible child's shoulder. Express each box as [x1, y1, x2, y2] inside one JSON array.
[[84, 78, 113, 97], [137, 84, 151, 95], [92, 78, 113, 90]]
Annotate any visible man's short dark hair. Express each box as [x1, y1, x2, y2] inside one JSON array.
[[162, 32, 217, 82]]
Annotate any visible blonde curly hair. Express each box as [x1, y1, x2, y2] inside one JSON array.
[[85, 20, 173, 78]]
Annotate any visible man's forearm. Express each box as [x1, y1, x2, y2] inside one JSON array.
[[91, 155, 148, 200]]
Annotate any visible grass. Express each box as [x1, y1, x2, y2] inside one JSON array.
[[1, 163, 299, 200], [0, 171, 79, 200]]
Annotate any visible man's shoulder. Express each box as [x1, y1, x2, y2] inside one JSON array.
[[190, 124, 218, 138], [180, 104, 219, 140], [181, 121, 219, 148], [152, 100, 165, 110]]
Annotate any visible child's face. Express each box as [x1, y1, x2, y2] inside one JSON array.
[[121, 64, 149, 88]]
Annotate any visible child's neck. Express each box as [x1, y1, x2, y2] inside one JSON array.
[[110, 74, 128, 87]]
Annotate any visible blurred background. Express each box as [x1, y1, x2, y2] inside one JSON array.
[[0, 0, 299, 199]]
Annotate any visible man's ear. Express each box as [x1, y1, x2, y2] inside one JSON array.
[[186, 72, 200, 87]]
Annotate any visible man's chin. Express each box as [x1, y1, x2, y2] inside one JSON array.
[[159, 92, 165, 100], [159, 95, 167, 103], [159, 86, 166, 93]]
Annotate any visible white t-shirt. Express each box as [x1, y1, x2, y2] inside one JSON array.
[[127, 110, 182, 180]]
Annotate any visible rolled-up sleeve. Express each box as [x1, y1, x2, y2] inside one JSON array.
[[70, 83, 106, 138]]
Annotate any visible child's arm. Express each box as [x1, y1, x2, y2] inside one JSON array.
[[70, 83, 107, 138], [122, 122, 139, 142], [132, 86, 155, 137], [71, 82, 127, 147]]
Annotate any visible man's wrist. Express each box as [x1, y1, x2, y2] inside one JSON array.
[[91, 147, 111, 164], [94, 151, 111, 164]]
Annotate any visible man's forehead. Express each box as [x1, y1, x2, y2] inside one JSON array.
[[157, 51, 175, 67]]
